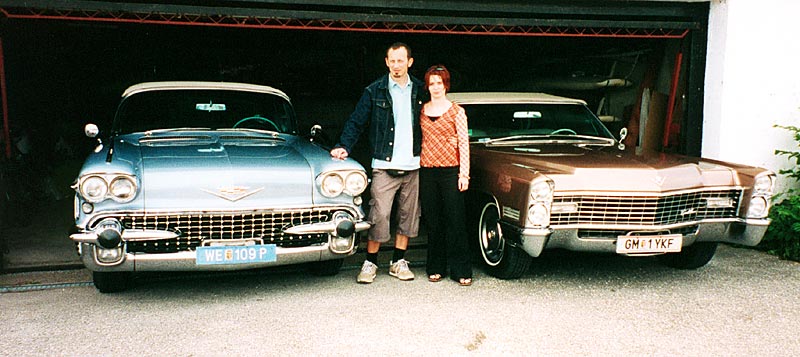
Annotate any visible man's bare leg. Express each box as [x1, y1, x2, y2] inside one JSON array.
[[367, 239, 381, 254], [394, 233, 409, 250]]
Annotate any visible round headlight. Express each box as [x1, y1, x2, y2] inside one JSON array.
[[321, 173, 345, 198], [754, 175, 773, 194], [80, 176, 108, 203], [527, 203, 550, 227], [530, 181, 553, 202], [344, 172, 367, 196], [109, 176, 137, 202], [747, 196, 769, 218]]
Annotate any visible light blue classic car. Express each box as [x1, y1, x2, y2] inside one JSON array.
[[70, 81, 370, 292]]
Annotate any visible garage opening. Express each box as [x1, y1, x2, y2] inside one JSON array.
[[0, 1, 708, 270]]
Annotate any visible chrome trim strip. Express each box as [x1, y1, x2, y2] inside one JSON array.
[[553, 186, 745, 198], [548, 217, 751, 231], [123, 229, 181, 241], [82, 205, 365, 228], [71, 229, 181, 244], [284, 221, 371, 235]]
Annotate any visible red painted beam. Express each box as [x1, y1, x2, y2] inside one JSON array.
[[0, 8, 690, 39]]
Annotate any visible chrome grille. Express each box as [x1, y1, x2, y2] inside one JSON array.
[[551, 189, 742, 226], [119, 209, 335, 253]]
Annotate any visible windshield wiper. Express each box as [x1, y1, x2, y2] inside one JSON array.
[[555, 134, 616, 146], [143, 128, 211, 135], [477, 134, 616, 147], [478, 135, 548, 145], [216, 128, 282, 136]]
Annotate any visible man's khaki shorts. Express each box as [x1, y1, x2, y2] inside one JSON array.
[[367, 169, 420, 243]]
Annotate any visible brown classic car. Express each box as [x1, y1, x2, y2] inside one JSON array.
[[450, 92, 775, 279]]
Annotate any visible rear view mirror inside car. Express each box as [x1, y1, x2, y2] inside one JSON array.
[[196, 102, 227, 111], [513, 111, 541, 119]]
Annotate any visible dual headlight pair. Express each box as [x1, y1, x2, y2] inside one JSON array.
[[747, 173, 775, 219], [77, 170, 368, 203], [76, 174, 138, 203], [526, 180, 554, 228], [319, 170, 368, 198]]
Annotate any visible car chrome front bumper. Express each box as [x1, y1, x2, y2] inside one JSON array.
[[71, 209, 370, 271], [79, 242, 354, 272], [504, 218, 770, 258]]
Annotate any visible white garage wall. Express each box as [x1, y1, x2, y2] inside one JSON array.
[[704, 0, 800, 194]]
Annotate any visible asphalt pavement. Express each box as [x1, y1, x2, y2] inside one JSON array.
[[3, 200, 800, 355], [2, 243, 800, 355]]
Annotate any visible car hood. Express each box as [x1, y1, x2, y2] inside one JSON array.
[[472, 143, 741, 193], [120, 135, 314, 210]]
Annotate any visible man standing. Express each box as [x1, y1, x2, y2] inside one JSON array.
[[331, 42, 426, 283]]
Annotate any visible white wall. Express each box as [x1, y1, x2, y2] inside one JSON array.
[[704, 0, 800, 194]]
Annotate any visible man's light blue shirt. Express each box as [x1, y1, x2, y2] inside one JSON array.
[[372, 74, 420, 170]]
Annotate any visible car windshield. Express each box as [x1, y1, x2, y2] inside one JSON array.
[[462, 103, 615, 142], [112, 89, 297, 135]]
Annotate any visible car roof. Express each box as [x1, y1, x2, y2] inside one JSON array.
[[121, 81, 291, 102], [447, 92, 587, 105]]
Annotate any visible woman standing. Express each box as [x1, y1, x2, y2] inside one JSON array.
[[420, 65, 472, 286]]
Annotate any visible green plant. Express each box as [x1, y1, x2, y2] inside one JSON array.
[[759, 195, 800, 260], [773, 124, 800, 183], [757, 124, 800, 261]]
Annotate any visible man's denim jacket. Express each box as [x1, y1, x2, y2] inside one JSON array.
[[335, 74, 427, 162]]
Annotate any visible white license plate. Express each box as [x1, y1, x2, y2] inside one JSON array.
[[196, 245, 276, 265], [616, 234, 682, 254]]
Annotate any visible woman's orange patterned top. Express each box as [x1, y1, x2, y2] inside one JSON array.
[[420, 103, 470, 179]]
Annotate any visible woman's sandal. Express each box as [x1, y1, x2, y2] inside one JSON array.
[[458, 278, 473, 286], [428, 274, 443, 282]]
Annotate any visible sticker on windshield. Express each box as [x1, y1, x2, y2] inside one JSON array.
[[196, 102, 227, 112], [513, 111, 541, 119]]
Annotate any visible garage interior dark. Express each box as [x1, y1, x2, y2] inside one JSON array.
[[0, 0, 708, 268]]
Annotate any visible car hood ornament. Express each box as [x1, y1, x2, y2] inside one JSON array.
[[652, 175, 666, 187], [202, 186, 264, 202]]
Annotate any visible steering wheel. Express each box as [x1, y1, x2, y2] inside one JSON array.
[[233, 115, 280, 132], [550, 128, 577, 135]]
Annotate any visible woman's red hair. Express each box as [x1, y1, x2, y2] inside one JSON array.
[[424, 64, 450, 92]]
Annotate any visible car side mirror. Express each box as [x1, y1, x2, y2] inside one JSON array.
[[85, 123, 99, 138], [308, 124, 333, 149], [310, 124, 322, 138], [84, 123, 104, 151]]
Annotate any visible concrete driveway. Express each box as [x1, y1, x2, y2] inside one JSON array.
[[1, 244, 799, 355]]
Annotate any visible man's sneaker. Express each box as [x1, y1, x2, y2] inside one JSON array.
[[356, 260, 378, 284], [389, 259, 415, 281]]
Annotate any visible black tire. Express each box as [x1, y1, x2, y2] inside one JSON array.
[[92, 271, 131, 293], [658, 242, 718, 270], [309, 258, 344, 276], [477, 201, 531, 279]]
